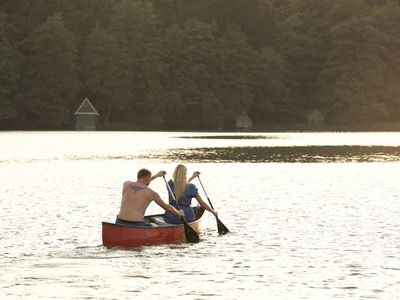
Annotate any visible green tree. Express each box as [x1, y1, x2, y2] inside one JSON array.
[[151, 0, 216, 27], [0, 12, 23, 126], [162, 20, 223, 129], [2, 0, 399, 130], [274, 2, 329, 114], [82, 23, 119, 124], [249, 47, 295, 124], [214, 0, 277, 48], [109, 0, 165, 128], [51, 0, 115, 41], [214, 25, 253, 127], [0, 0, 50, 41], [370, 2, 400, 121], [317, 0, 400, 124], [23, 13, 79, 128]]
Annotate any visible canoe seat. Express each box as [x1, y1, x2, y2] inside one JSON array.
[[149, 216, 169, 226]]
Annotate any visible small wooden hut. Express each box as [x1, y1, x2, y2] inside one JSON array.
[[306, 109, 325, 129], [74, 98, 99, 130], [236, 112, 253, 130]]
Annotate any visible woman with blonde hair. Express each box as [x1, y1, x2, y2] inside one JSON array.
[[164, 164, 218, 224]]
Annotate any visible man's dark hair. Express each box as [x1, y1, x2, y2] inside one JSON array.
[[137, 168, 151, 179]]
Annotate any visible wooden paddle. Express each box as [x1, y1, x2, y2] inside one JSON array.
[[197, 175, 230, 235], [162, 175, 200, 243]]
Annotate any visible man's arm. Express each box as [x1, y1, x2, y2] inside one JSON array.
[[150, 170, 166, 183], [151, 190, 184, 217]]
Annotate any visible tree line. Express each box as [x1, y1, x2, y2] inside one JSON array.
[[0, 0, 399, 130]]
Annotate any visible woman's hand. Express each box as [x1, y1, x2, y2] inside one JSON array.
[[189, 171, 200, 181]]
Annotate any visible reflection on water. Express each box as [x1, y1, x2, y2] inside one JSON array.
[[140, 146, 400, 163], [4, 145, 400, 164], [2, 132, 400, 299], [2, 131, 400, 164], [178, 135, 280, 140]]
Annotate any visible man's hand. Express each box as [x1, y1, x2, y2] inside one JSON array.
[[150, 170, 167, 183], [177, 209, 184, 218], [155, 170, 166, 178]]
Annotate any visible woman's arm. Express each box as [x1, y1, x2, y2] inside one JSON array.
[[188, 171, 200, 182], [195, 194, 218, 217]]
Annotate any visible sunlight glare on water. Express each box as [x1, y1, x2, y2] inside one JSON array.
[[1, 132, 400, 299], [1, 131, 400, 162]]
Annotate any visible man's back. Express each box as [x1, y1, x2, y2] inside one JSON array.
[[118, 181, 153, 221]]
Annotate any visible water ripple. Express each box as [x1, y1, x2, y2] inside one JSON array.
[[140, 146, 400, 163], [2, 134, 400, 299]]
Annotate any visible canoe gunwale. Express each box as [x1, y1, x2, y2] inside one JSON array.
[[102, 209, 204, 229], [102, 209, 204, 247]]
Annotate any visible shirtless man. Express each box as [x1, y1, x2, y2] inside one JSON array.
[[116, 168, 184, 227]]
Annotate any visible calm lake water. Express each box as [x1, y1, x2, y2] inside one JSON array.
[[1, 131, 400, 299]]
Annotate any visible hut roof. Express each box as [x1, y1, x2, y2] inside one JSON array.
[[74, 98, 99, 116], [306, 109, 325, 120], [236, 112, 253, 129], [237, 112, 252, 122]]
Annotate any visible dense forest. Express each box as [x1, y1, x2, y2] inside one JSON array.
[[0, 0, 399, 130]]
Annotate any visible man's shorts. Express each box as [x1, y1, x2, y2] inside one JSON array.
[[115, 216, 153, 227]]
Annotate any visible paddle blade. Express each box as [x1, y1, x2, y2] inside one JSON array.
[[217, 218, 229, 235], [180, 218, 200, 243]]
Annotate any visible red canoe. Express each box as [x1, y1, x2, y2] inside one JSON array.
[[102, 209, 204, 247]]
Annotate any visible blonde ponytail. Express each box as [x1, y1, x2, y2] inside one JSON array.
[[172, 164, 188, 202]]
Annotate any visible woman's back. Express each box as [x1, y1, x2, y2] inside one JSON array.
[[164, 180, 199, 223], [167, 180, 198, 206]]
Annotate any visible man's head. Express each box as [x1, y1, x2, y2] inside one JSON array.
[[137, 168, 152, 186]]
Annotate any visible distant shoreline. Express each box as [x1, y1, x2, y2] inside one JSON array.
[[3, 121, 400, 132], [2, 128, 400, 133], [2, 121, 400, 132]]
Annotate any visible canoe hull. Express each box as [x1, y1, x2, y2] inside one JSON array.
[[102, 213, 202, 247]]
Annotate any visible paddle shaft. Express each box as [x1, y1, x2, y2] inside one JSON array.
[[197, 176, 215, 210], [162, 175, 200, 243], [163, 175, 182, 210], [197, 175, 230, 235]]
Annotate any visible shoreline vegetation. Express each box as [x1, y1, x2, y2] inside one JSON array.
[[1, 0, 399, 131], [2, 124, 400, 132], [101, 121, 400, 132]]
